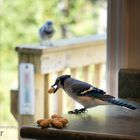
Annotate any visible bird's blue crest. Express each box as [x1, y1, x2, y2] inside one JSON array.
[[46, 20, 53, 26]]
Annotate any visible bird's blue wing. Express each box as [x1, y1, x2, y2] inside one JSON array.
[[65, 78, 93, 96], [77, 85, 106, 96], [65, 78, 110, 100], [78, 88, 115, 101], [69, 83, 92, 95]]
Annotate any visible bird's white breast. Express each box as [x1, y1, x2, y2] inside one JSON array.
[[64, 89, 107, 108], [77, 96, 107, 108]]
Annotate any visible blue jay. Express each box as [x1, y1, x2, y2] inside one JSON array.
[[39, 20, 55, 46], [50, 75, 137, 114]]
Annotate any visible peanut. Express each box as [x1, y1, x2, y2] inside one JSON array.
[[37, 119, 44, 125], [37, 114, 69, 129], [51, 114, 62, 119], [53, 118, 68, 126], [48, 87, 55, 94], [52, 120, 63, 129], [39, 118, 53, 128], [58, 118, 68, 126]]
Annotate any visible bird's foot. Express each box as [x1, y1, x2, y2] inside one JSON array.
[[68, 108, 87, 115]]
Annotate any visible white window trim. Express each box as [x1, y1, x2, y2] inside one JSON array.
[[107, 0, 129, 97]]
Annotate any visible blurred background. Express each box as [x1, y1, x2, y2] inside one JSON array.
[[0, 0, 107, 139]]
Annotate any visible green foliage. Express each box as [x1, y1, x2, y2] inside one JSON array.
[[0, 0, 106, 124]]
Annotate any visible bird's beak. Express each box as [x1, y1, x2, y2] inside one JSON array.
[[51, 83, 59, 93]]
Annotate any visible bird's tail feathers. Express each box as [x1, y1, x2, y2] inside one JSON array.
[[107, 99, 137, 110]]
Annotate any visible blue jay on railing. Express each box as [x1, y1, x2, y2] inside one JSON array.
[[50, 75, 137, 114], [39, 20, 55, 46]]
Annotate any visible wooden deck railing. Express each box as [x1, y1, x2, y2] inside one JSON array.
[[10, 34, 106, 129]]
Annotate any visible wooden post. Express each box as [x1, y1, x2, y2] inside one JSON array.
[[94, 64, 102, 87], [15, 52, 46, 140], [57, 71, 63, 115], [44, 74, 50, 118], [10, 90, 18, 121], [34, 73, 45, 120], [82, 66, 89, 82]]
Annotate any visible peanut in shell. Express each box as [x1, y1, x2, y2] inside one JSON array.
[[52, 120, 63, 128], [51, 114, 62, 119], [48, 87, 55, 94], [39, 118, 53, 127]]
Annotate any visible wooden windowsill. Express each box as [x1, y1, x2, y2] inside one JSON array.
[[20, 100, 140, 140]]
